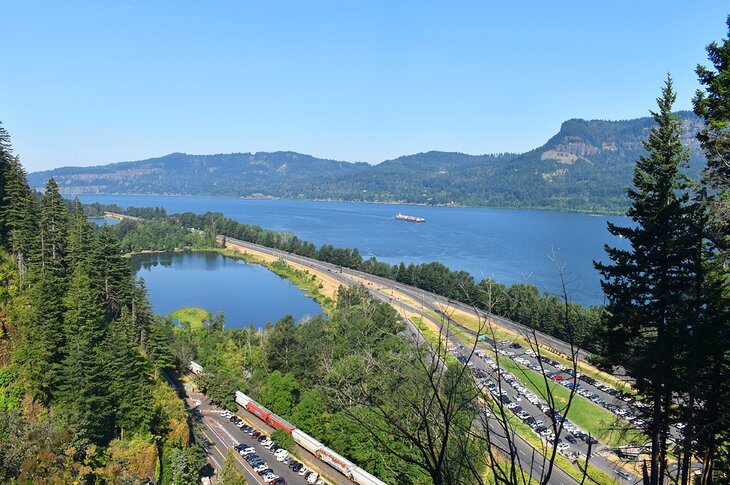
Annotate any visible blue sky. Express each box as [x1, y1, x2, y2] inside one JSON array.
[[2, 1, 728, 172]]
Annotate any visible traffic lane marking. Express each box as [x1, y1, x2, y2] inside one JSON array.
[[201, 416, 264, 485]]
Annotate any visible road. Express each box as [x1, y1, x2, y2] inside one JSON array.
[[218, 235, 631, 484]]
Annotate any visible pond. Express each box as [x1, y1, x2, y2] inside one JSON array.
[[128, 251, 323, 329]]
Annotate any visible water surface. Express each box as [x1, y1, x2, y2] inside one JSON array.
[[129, 251, 322, 329], [80, 195, 630, 305]]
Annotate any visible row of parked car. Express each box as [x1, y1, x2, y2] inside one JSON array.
[[221, 409, 329, 485]]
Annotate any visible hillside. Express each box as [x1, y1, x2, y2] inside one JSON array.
[[28, 111, 706, 213]]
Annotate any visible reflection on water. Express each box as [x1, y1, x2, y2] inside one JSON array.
[[130, 251, 322, 329]]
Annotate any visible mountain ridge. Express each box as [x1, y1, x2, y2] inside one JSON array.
[[28, 111, 705, 213]]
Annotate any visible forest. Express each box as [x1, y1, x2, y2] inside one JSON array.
[[0, 129, 210, 482]]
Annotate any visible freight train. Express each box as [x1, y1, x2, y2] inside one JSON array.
[[188, 362, 386, 485]]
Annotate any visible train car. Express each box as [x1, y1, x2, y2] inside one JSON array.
[[246, 401, 271, 422], [266, 413, 295, 433], [235, 390, 252, 408], [317, 446, 356, 478], [292, 429, 324, 455], [351, 467, 389, 485], [188, 360, 204, 375]]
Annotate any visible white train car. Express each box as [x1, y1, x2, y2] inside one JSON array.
[[235, 390, 252, 407], [188, 360, 204, 375], [318, 446, 356, 478], [351, 466, 389, 485], [292, 428, 324, 455]]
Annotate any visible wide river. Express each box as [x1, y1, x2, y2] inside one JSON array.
[[128, 251, 322, 329], [79, 195, 630, 306]]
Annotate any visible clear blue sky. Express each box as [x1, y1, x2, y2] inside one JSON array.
[[2, 1, 728, 172]]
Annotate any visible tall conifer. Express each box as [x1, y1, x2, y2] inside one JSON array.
[[596, 76, 695, 485]]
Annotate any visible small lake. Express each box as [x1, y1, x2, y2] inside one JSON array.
[[129, 251, 322, 329]]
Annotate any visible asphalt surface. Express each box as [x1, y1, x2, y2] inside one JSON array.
[[187, 389, 354, 485]]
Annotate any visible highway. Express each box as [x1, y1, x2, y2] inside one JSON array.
[[217, 235, 634, 484]]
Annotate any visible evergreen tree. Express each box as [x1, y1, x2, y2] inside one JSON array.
[[102, 319, 152, 437], [0, 122, 14, 245], [692, 19, 730, 483], [66, 198, 95, 270], [92, 225, 133, 320], [595, 77, 696, 485], [146, 318, 174, 378], [2, 156, 39, 288], [59, 265, 112, 445], [39, 178, 68, 274]]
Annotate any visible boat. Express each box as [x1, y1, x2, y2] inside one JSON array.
[[395, 213, 426, 223]]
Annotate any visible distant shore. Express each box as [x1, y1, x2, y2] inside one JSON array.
[[74, 192, 625, 216]]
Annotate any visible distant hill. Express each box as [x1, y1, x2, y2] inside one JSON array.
[[28, 111, 705, 213]]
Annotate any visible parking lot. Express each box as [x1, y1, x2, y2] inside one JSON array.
[[187, 390, 353, 485]]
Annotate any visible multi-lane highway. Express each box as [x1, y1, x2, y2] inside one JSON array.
[[217, 235, 638, 484]]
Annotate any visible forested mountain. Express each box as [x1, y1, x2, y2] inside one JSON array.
[[28, 112, 705, 213]]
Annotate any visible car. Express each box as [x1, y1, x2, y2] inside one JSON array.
[[271, 479, 287, 485], [257, 468, 273, 476], [270, 444, 280, 453], [257, 435, 268, 442], [288, 460, 300, 469], [565, 435, 577, 444], [292, 463, 303, 472], [616, 470, 631, 480], [298, 466, 309, 476], [254, 464, 269, 473], [234, 443, 246, 451], [557, 443, 570, 452], [252, 431, 261, 439], [264, 474, 280, 483], [307, 473, 319, 484]]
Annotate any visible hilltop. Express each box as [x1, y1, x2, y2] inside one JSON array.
[[28, 111, 706, 213]]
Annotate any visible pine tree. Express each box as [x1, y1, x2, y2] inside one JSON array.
[[692, 19, 730, 483], [2, 156, 39, 289], [146, 318, 174, 379], [66, 198, 95, 270], [39, 178, 68, 274], [595, 76, 696, 485], [92, 225, 133, 320], [102, 319, 152, 437], [0, 122, 14, 245], [58, 265, 113, 445], [694, 16, 730, 257]]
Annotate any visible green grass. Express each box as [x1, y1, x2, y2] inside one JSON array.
[[437, 323, 646, 448], [170, 307, 211, 329]]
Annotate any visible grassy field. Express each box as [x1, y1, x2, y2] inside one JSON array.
[[170, 307, 211, 329]]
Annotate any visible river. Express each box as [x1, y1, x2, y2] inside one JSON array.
[[79, 195, 630, 306], [128, 251, 322, 329]]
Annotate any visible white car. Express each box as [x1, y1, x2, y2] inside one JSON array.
[[254, 464, 269, 473], [276, 451, 289, 461], [307, 473, 320, 484], [298, 467, 309, 476], [263, 474, 279, 483]]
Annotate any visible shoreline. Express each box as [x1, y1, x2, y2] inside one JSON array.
[[75, 192, 625, 216]]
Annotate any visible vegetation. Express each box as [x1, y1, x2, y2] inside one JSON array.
[[171, 307, 212, 329], [596, 67, 730, 483], [0, 124, 208, 482], [29, 112, 705, 214]]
